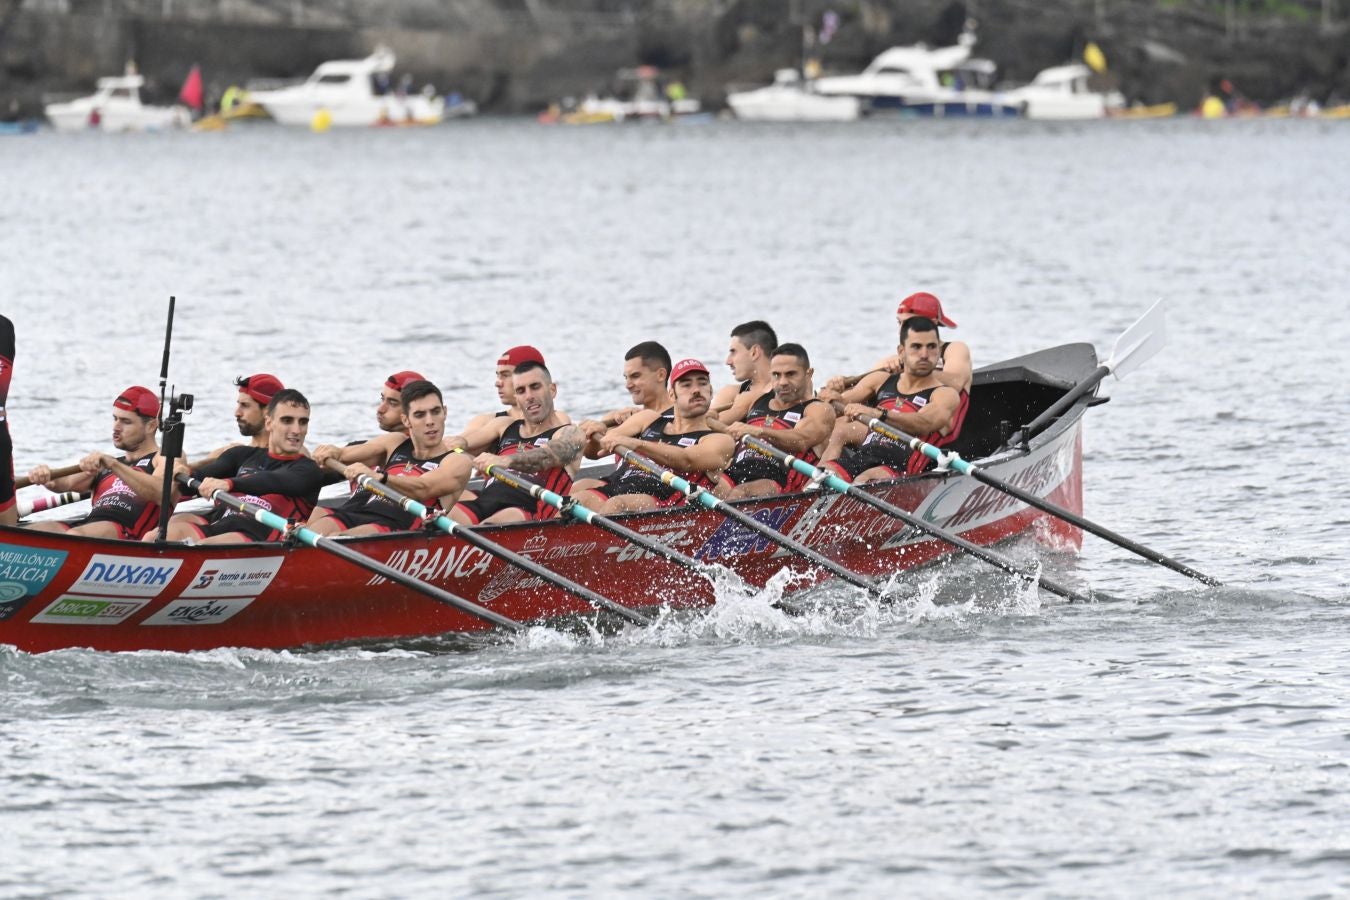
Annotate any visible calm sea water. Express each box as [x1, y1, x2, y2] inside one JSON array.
[[2, 117, 1348, 897]]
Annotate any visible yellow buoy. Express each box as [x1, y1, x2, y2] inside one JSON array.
[[1200, 96, 1227, 119], [311, 108, 333, 132]]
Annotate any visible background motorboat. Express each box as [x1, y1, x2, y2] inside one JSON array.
[[726, 69, 861, 122], [1006, 63, 1127, 119], [249, 48, 445, 127], [44, 73, 190, 132]]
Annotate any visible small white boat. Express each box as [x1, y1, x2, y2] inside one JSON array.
[[249, 48, 445, 127], [1005, 63, 1126, 120], [44, 73, 190, 133], [813, 28, 1020, 117], [727, 69, 861, 122]]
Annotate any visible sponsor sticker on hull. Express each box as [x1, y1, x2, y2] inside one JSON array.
[[0, 543, 68, 621], [180, 557, 283, 598], [142, 597, 255, 626], [31, 595, 147, 625], [70, 554, 183, 598]]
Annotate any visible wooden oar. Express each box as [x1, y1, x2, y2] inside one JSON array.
[[179, 475, 525, 633], [859, 416, 1222, 587], [15, 463, 82, 491], [743, 437, 1093, 604], [611, 446, 887, 598], [480, 463, 732, 583], [325, 459, 650, 626], [18, 490, 87, 518], [1011, 299, 1166, 446]]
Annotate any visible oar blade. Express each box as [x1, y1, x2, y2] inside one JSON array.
[[1107, 298, 1167, 380]]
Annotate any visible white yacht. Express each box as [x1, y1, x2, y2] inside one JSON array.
[[813, 30, 1019, 117], [249, 48, 445, 127], [726, 69, 861, 122], [1005, 63, 1126, 119], [45, 73, 190, 132]]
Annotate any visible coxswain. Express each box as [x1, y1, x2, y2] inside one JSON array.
[[447, 361, 587, 525], [460, 345, 544, 434], [821, 316, 969, 484], [573, 358, 734, 513], [820, 292, 970, 458], [309, 380, 467, 536], [715, 343, 836, 499], [710, 320, 778, 423], [152, 388, 323, 543], [24, 386, 163, 539]]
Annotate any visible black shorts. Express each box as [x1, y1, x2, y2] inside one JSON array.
[[327, 502, 418, 534], [824, 441, 909, 483], [589, 474, 683, 507], [455, 487, 540, 525], [191, 512, 282, 543], [0, 421, 13, 514], [719, 454, 789, 491]]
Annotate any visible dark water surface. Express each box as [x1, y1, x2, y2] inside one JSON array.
[[2, 118, 1348, 896]]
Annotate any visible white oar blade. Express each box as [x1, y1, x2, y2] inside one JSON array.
[[1107, 298, 1167, 380]]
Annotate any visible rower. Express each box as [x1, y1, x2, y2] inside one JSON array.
[[600, 341, 673, 426], [376, 370, 425, 433], [820, 291, 971, 459], [309, 380, 467, 536], [0, 315, 13, 525], [460, 345, 544, 433], [448, 361, 588, 525], [710, 320, 778, 423], [715, 343, 836, 499], [822, 316, 969, 484], [25, 386, 164, 539], [573, 358, 733, 513], [152, 388, 323, 543], [192, 372, 284, 463]]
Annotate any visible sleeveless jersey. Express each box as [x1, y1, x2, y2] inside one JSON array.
[[476, 421, 573, 519], [338, 439, 452, 528], [609, 419, 718, 493], [863, 375, 970, 475], [83, 452, 160, 538], [725, 392, 823, 492]]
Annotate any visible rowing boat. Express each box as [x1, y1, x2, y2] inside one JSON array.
[[0, 343, 1097, 653]]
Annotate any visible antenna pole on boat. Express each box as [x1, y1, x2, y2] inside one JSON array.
[[153, 297, 192, 544]]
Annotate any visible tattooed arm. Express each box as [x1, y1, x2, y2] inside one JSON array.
[[474, 425, 586, 476]]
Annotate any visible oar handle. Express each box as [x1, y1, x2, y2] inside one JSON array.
[[16, 463, 83, 490], [180, 472, 526, 632], [18, 490, 88, 517], [328, 459, 650, 627], [743, 437, 1091, 604]]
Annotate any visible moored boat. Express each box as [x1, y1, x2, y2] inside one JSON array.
[[0, 344, 1098, 654], [44, 73, 190, 133], [726, 69, 862, 122], [1004, 63, 1126, 120], [248, 48, 445, 128]]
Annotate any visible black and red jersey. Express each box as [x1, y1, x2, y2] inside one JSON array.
[[864, 375, 970, 475], [83, 452, 160, 538], [191, 445, 323, 524]]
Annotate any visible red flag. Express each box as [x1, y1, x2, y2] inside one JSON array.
[[178, 64, 203, 110]]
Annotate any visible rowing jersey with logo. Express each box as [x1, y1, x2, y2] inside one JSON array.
[[335, 439, 452, 530], [467, 421, 573, 520], [82, 452, 160, 538], [192, 446, 323, 525], [604, 418, 718, 498], [862, 374, 970, 475], [723, 392, 823, 492]]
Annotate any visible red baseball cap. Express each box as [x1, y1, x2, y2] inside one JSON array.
[[235, 373, 284, 405], [669, 358, 710, 386], [385, 370, 425, 392], [113, 385, 160, 418], [897, 292, 957, 328], [497, 345, 545, 368]]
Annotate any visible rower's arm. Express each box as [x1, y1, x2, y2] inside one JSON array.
[[493, 424, 585, 474], [747, 403, 836, 455], [885, 386, 961, 436], [446, 418, 508, 455], [98, 455, 169, 505], [387, 453, 473, 505], [935, 341, 972, 392], [314, 433, 400, 470], [716, 388, 759, 425], [709, 383, 739, 416], [630, 432, 735, 474], [229, 459, 324, 498]]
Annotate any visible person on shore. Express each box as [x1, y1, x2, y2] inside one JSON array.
[[448, 361, 588, 525], [151, 389, 322, 543], [24, 386, 164, 539], [573, 358, 733, 513], [310, 380, 467, 536], [0, 315, 14, 526], [715, 343, 835, 499], [822, 316, 969, 484], [710, 320, 778, 424], [460, 345, 545, 434], [820, 292, 970, 459]]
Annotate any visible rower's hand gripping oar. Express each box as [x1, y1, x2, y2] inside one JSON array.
[[480, 462, 735, 585], [611, 446, 888, 598], [742, 437, 1092, 604], [178, 475, 525, 633], [325, 459, 650, 626], [1011, 299, 1167, 447], [858, 417, 1222, 587], [15, 463, 83, 491]]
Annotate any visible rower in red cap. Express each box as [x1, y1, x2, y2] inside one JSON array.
[[460, 345, 551, 435], [24, 386, 166, 539], [377, 370, 426, 433], [572, 358, 733, 513]]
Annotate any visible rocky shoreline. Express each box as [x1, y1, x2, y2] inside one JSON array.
[[1, 0, 1346, 116]]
